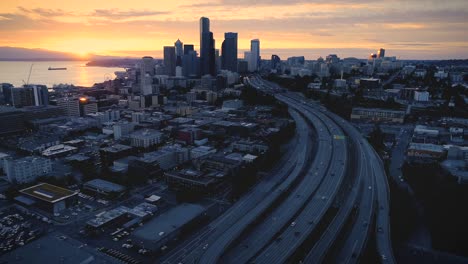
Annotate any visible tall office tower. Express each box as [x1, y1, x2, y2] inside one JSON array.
[[200, 17, 216, 76], [249, 39, 260, 72], [141, 56, 155, 76], [164, 46, 177, 76], [175, 39, 183, 66], [183, 50, 199, 77], [271, 55, 281, 70], [377, 48, 385, 58], [184, 44, 194, 55], [221, 32, 238, 72], [140, 56, 155, 95]]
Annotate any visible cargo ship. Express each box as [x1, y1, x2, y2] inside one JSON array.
[[48, 67, 67, 70]]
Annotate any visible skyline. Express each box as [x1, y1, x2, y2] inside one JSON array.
[[0, 0, 467, 60]]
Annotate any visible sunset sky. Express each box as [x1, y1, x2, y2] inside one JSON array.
[[0, 0, 467, 59]]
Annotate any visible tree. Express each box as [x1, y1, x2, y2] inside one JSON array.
[[368, 124, 385, 152]]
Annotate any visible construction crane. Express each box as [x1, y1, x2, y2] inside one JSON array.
[[22, 63, 34, 85]]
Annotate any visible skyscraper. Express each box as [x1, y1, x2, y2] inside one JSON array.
[[200, 17, 216, 76], [183, 50, 199, 77], [184, 44, 194, 55], [182, 44, 198, 77], [378, 48, 385, 58], [164, 46, 176, 76], [140, 56, 155, 95], [249, 39, 260, 72], [271, 55, 281, 70], [175, 39, 183, 66], [221, 32, 238, 72]]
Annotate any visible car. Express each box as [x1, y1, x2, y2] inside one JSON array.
[[203, 244, 209, 250], [290, 221, 296, 227]]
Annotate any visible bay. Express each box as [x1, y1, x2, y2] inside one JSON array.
[[0, 61, 124, 87]]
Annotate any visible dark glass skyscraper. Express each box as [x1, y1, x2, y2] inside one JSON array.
[[221, 32, 238, 72], [184, 44, 194, 55], [200, 17, 216, 76], [164, 46, 176, 76]]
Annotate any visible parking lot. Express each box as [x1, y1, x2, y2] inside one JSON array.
[[0, 207, 49, 255]]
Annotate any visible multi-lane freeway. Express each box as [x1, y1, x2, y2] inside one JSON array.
[[161, 76, 395, 264]]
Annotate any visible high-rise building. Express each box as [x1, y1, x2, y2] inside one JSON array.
[[175, 39, 183, 66], [24, 85, 49, 106], [140, 56, 155, 95], [56, 97, 80, 117], [378, 48, 385, 58], [0, 106, 25, 136], [221, 32, 238, 72], [200, 17, 216, 76], [249, 39, 260, 72], [164, 46, 176, 76], [79, 97, 98, 116], [141, 56, 155, 76], [271, 55, 281, 70], [11, 87, 34, 108], [4, 156, 52, 184], [184, 44, 194, 55], [183, 50, 199, 77]]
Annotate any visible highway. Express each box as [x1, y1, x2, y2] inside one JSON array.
[[249, 77, 395, 264], [162, 76, 395, 264], [161, 108, 314, 264], [248, 94, 348, 264], [221, 95, 346, 264]]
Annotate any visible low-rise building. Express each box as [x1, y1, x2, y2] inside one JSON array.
[[130, 129, 163, 148], [232, 139, 269, 154], [83, 179, 126, 198], [141, 145, 190, 170], [407, 143, 446, 160], [17, 183, 78, 214], [131, 203, 206, 251], [100, 144, 133, 166], [350, 107, 405, 124], [414, 91, 430, 102]]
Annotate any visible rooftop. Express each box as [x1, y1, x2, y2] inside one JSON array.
[[0, 232, 106, 264], [132, 203, 205, 244], [42, 144, 77, 157], [20, 183, 77, 203], [408, 143, 446, 153], [100, 144, 132, 153], [84, 179, 126, 193]]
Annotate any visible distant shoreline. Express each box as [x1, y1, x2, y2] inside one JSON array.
[[0, 58, 88, 61]]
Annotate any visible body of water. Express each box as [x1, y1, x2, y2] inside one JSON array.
[[0, 61, 124, 87]]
